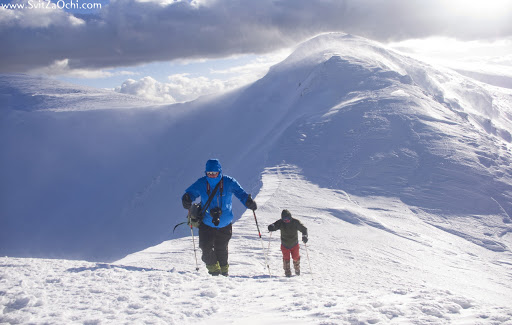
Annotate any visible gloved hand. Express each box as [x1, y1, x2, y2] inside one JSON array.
[[268, 224, 276, 232], [245, 195, 257, 211], [302, 235, 308, 243], [182, 193, 192, 210]]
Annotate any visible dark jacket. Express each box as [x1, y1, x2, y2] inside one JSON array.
[[270, 218, 307, 249]]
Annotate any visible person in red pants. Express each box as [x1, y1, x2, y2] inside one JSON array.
[[268, 210, 308, 277]]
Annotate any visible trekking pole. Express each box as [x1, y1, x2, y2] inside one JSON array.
[[264, 231, 273, 278], [304, 243, 313, 278], [252, 210, 271, 276], [190, 225, 200, 272]]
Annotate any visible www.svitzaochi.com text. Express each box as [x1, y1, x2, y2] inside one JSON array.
[[1, 0, 102, 11]]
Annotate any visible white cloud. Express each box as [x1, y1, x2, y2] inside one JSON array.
[[115, 74, 229, 103], [166, 73, 226, 102], [28, 59, 136, 79], [0, 6, 17, 25], [389, 37, 512, 77], [115, 71, 259, 103], [389, 37, 512, 88], [116, 77, 177, 103]]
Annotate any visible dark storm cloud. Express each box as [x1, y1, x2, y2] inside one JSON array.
[[1, 0, 511, 72]]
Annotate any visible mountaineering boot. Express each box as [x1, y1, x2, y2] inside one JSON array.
[[293, 258, 300, 276], [206, 262, 221, 276], [220, 264, 229, 277], [283, 259, 292, 277]]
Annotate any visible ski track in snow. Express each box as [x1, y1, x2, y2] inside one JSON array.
[[2, 166, 512, 324]]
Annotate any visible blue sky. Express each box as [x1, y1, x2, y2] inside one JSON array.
[[58, 53, 280, 88], [1, 0, 511, 102]]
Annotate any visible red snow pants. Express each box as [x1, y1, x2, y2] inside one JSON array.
[[281, 243, 300, 261]]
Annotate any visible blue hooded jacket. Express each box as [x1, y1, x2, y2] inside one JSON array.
[[184, 159, 250, 228]]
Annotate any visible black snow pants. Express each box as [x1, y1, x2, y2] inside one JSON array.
[[198, 223, 232, 266]]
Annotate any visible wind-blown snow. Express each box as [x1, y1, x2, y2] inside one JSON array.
[[1, 33, 512, 324]]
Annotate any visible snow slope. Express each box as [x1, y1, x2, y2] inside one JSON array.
[[2, 33, 512, 323], [1, 165, 511, 324]]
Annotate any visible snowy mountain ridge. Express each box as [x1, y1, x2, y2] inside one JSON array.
[[0, 74, 161, 112], [1, 32, 512, 324]]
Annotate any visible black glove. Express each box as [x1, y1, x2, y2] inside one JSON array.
[[302, 235, 308, 243], [268, 224, 276, 232], [245, 195, 257, 211], [182, 193, 192, 210]]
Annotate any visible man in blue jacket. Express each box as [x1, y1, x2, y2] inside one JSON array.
[[182, 159, 257, 276]]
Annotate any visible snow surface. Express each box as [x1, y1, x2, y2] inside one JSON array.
[[2, 166, 512, 324], [1, 33, 512, 324]]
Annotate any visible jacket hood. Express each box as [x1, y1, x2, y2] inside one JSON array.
[[281, 209, 292, 220], [205, 159, 222, 187], [205, 159, 222, 174]]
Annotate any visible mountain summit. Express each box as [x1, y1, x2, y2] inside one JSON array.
[[224, 33, 512, 250], [246, 33, 512, 214]]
